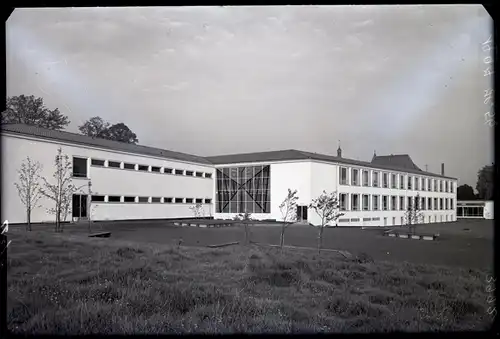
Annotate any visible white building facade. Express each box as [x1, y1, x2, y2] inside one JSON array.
[[2, 124, 458, 226], [1, 124, 215, 224], [208, 150, 458, 226]]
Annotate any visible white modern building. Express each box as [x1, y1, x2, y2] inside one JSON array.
[[1, 124, 458, 226], [1, 124, 215, 224], [457, 200, 494, 219], [207, 147, 458, 227]]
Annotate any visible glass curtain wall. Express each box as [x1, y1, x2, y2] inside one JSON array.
[[216, 165, 271, 213]]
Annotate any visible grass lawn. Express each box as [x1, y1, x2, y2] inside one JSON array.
[[6, 228, 494, 334]]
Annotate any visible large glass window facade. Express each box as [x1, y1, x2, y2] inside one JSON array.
[[216, 165, 271, 213]]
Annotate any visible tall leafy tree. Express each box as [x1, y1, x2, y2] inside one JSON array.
[[78, 116, 110, 139], [2, 95, 70, 130], [476, 164, 494, 200], [404, 194, 424, 235], [78, 117, 139, 144], [457, 184, 478, 200], [106, 123, 139, 144]]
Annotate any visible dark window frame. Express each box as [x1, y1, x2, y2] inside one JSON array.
[[164, 168, 173, 174], [91, 195, 105, 202], [124, 196, 136, 203], [91, 159, 105, 167], [72, 157, 88, 178], [138, 196, 149, 203], [108, 161, 121, 168], [124, 163, 135, 170], [175, 198, 184, 203], [175, 169, 184, 175], [138, 165, 149, 172], [151, 166, 161, 173], [108, 196, 121, 203]]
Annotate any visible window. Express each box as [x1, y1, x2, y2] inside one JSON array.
[[400, 175, 404, 189], [445, 198, 449, 210], [151, 166, 161, 173], [124, 163, 135, 170], [421, 178, 426, 191], [450, 199, 454, 210], [175, 169, 184, 175], [340, 167, 348, 185], [391, 196, 397, 210], [407, 176, 412, 190], [108, 196, 121, 202], [124, 196, 135, 203], [427, 179, 431, 191], [407, 197, 412, 209], [351, 169, 359, 186], [382, 173, 388, 188], [175, 198, 184, 203], [216, 165, 271, 214], [339, 194, 347, 211], [195, 172, 203, 177], [351, 194, 359, 211], [450, 182, 454, 193], [138, 197, 149, 203], [399, 196, 404, 210], [428, 197, 432, 210], [91, 195, 105, 202], [372, 217, 380, 221], [195, 198, 203, 203], [186, 198, 193, 203], [391, 174, 397, 188], [164, 197, 173, 203], [108, 161, 120, 168], [372, 195, 379, 211], [433, 180, 437, 192], [91, 159, 105, 167], [186, 171, 194, 176], [350, 218, 360, 222], [363, 218, 371, 222], [439, 180, 443, 192], [362, 170, 369, 186], [338, 218, 350, 223], [72, 157, 88, 177], [205, 173, 212, 179], [363, 195, 369, 211], [152, 197, 162, 203], [415, 177, 419, 190], [434, 198, 438, 210], [440, 198, 444, 210], [382, 196, 388, 210], [204, 198, 212, 204], [373, 172, 379, 187], [421, 197, 426, 210], [164, 168, 173, 174], [138, 165, 149, 172]]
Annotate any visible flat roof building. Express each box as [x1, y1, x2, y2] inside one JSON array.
[[1, 124, 458, 226]]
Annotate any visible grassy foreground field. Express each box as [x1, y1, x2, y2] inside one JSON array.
[[7, 230, 494, 334]]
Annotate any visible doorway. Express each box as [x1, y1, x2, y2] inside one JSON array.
[[383, 217, 387, 226], [296, 205, 308, 223], [72, 194, 88, 218], [392, 217, 396, 226]]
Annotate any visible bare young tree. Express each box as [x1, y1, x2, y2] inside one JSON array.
[[189, 203, 205, 218], [404, 193, 424, 235], [40, 147, 86, 233], [14, 157, 43, 231], [309, 190, 344, 254], [235, 211, 253, 245], [278, 189, 299, 251]]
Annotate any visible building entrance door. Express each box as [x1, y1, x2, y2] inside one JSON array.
[[296, 206, 308, 223], [72, 194, 88, 219]]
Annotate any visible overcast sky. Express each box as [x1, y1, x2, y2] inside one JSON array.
[[6, 5, 493, 188]]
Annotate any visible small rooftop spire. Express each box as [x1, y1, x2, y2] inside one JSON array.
[[337, 140, 342, 158]]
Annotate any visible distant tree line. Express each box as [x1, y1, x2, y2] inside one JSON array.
[[2, 95, 138, 144], [457, 164, 494, 201]]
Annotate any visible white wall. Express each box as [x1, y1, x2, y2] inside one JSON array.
[[1, 133, 215, 223], [213, 161, 312, 221], [484, 201, 494, 219], [310, 161, 457, 226]]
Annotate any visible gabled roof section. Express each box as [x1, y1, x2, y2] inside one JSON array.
[[0, 123, 213, 165], [371, 154, 422, 171], [205, 149, 456, 179]]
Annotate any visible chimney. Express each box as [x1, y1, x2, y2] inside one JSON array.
[[441, 163, 445, 176], [337, 140, 342, 158]]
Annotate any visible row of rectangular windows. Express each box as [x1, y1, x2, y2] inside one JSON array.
[[339, 167, 454, 193], [90, 195, 212, 204], [338, 214, 454, 223], [72, 157, 213, 179], [338, 193, 454, 211]]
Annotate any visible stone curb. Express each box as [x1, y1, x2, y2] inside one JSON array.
[[385, 232, 439, 241]]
